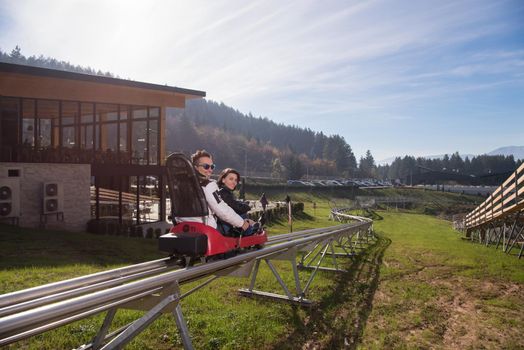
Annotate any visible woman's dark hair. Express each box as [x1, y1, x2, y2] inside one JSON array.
[[217, 168, 241, 186], [191, 149, 212, 166]]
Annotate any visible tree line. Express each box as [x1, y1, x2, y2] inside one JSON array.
[[376, 152, 522, 185], [0, 46, 116, 77]]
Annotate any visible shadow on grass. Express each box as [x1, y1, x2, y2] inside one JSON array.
[[0, 224, 163, 269], [294, 211, 315, 221], [367, 209, 383, 221], [270, 234, 391, 350]]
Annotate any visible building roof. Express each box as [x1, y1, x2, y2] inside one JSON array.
[[0, 62, 206, 98]]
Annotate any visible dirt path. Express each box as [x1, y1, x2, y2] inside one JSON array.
[[360, 257, 524, 349]]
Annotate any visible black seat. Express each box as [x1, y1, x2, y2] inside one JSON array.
[[165, 153, 208, 220]]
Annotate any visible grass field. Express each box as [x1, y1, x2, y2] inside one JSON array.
[[360, 211, 524, 349], [0, 190, 522, 349]]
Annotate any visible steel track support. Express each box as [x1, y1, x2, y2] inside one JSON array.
[[485, 224, 495, 246], [99, 275, 222, 350], [300, 239, 349, 273], [100, 282, 185, 350], [173, 302, 193, 350], [239, 246, 312, 305], [91, 307, 117, 349], [332, 232, 357, 257], [495, 222, 507, 251], [503, 216, 521, 252], [506, 224, 523, 254]]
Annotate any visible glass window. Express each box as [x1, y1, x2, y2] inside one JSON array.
[[81, 103, 94, 124], [22, 99, 35, 146], [103, 123, 117, 152], [95, 123, 100, 150], [132, 106, 147, 119], [80, 103, 94, 150], [148, 119, 158, 165], [119, 105, 128, 120], [132, 120, 147, 164], [61, 101, 77, 125], [119, 122, 127, 152], [81, 125, 94, 149], [61, 101, 77, 147], [149, 107, 159, 118], [98, 104, 118, 122], [38, 119, 52, 147], [62, 126, 76, 148], [0, 97, 19, 156], [37, 100, 59, 148]]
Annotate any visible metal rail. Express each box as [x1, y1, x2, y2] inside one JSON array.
[[0, 215, 374, 349]]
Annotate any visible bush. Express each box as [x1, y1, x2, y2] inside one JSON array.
[[129, 225, 137, 237], [135, 226, 144, 238], [146, 227, 154, 239], [86, 219, 100, 234], [107, 222, 117, 235]]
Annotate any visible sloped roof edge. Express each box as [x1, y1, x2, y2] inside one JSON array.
[[0, 62, 206, 98]]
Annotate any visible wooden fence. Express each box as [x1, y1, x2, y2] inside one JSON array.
[[465, 163, 524, 230], [90, 187, 158, 204]]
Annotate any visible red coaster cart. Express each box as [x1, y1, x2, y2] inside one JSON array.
[[158, 153, 267, 259]]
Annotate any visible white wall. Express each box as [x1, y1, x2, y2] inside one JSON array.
[[0, 162, 91, 232]]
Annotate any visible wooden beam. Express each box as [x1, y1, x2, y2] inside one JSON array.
[[1, 72, 187, 108]]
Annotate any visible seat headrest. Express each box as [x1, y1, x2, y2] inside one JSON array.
[[166, 153, 209, 218]]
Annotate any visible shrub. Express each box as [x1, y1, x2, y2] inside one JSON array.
[[146, 227, 154, 239]]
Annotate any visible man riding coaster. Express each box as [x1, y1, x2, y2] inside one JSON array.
[[175, 149, 261, 236]]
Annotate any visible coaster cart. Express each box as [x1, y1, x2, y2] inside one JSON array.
[[158, 153, 267, 262]]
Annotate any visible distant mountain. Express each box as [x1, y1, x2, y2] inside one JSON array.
[[487, 146, 524, 160], [378, 146, 524, 165]]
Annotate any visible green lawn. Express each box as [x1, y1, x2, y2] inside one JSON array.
[[0, 200, 350, 350], [360, 211, 524, 350], [1, 195, 522, 349]]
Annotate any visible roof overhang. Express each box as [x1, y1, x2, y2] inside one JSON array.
[[0, 62, 206, 108]]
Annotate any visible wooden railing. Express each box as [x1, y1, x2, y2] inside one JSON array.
[[90, 187, 158, 204], [465, 163, 524, 229]]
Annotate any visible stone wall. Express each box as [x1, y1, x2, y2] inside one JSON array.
[[0, 162, 91, 232]]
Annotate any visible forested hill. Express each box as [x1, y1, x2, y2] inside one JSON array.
[[166, 99, 358, 178], [172, 99, 321, 155]]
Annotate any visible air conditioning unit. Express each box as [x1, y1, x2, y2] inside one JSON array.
[[0, 178, 20, 218], [42, 182, 63, 214]]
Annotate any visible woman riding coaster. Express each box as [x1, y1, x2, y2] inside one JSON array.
[[175, 150, 257, 235], [217, 168, 257, 235]]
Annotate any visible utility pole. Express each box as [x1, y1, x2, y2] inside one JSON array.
[[244, 149, 247, 178]]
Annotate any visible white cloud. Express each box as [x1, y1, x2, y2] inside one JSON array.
[[1, 0, 523, 160]]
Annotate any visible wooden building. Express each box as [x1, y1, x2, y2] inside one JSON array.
[[0, 62, 205, 231]]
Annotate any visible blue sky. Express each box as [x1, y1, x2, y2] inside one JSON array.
[[0, 0, 523, 161]]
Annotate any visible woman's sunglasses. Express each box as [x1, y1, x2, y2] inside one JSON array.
[[198, 163, 216, 170]]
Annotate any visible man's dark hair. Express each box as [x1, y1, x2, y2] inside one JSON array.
[[191, 149, 212, 166]]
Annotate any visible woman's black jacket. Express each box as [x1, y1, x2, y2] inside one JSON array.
[[218, 187, 251, 215]]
